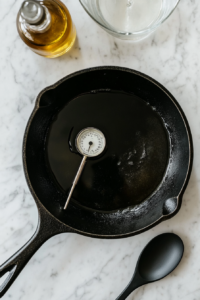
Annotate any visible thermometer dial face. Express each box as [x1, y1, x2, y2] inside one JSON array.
[[76, 127, 106, 157]]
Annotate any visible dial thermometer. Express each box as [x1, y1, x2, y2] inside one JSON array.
[[64, 127, 106, 209]]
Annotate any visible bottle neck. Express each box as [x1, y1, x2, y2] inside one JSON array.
[[20, 6, 52, 34]]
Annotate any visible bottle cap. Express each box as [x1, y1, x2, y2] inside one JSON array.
[[20, 0, 45, 25]]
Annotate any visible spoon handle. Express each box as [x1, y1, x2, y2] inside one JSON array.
[[115, 275, 144, 300]]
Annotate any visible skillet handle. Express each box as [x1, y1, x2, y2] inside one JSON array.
[[0, 209, 68, 298]]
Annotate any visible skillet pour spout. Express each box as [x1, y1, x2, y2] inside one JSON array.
[[0, 66, 193, 297]]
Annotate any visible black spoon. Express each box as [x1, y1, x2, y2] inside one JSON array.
[[116, 233, 184, 300]]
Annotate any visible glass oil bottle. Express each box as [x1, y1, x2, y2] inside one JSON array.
[[17, 0, 76, 58]]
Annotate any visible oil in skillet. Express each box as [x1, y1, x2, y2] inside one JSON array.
[[46, 90, 170, 212]]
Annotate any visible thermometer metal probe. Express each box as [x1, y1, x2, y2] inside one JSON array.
[[64, 127, 106, 210]]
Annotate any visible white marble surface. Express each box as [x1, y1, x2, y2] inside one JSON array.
[[0, 0, 200, 299]]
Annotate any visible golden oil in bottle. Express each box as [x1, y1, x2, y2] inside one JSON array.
[[17, 0, 76, 58]]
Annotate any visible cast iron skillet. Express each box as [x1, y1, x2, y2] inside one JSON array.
[[0, 67, 193, 297]]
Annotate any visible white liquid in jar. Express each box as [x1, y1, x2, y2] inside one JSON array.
[[98, 0, 163, 32]]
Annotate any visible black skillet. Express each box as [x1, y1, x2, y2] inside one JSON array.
[[0, 67, 193, 297]]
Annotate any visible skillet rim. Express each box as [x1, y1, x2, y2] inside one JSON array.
[[22, 66, 193, 238]]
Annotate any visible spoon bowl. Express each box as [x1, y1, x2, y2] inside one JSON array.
[[116, 233, 184, 300], [138, 233, 184, 281]]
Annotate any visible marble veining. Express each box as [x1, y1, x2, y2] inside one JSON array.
[[0, 0, 200, 299]]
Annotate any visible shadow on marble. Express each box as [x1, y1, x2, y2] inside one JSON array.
[[157, 169, 199, 274], [57, 35, 82, 62]]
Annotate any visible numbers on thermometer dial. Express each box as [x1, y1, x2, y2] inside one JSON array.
[[76, 127, 106, 157]]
